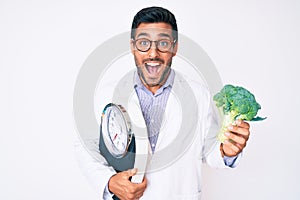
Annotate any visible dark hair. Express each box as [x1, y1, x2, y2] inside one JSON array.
[[131, 6, 178, 42]]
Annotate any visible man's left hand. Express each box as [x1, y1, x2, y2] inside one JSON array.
[[221, 120, 250, 157]]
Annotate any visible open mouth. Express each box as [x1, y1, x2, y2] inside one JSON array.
[[145, 62, 161, 75]]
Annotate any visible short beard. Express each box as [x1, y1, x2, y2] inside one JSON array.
[[135, 57, 173, 87]]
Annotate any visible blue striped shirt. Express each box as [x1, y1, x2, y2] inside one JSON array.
[[134, 69, 175, 153]]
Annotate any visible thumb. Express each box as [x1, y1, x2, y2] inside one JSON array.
[[125, 168, 137, 178]]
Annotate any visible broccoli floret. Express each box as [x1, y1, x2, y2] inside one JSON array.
[[213, 84, 266, 143]]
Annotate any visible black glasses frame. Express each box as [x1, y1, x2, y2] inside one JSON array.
[[132, 38, 177, 53]]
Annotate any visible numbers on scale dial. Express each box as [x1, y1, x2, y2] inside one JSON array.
[[107, 107, 128, 154]]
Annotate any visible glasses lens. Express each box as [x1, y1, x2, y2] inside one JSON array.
[[135, 39, 151, 52], [135, 39, 173, 52], [157, 40, 172, 52]]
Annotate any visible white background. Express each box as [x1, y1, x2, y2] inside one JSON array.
[[1, 0, 299, 199]]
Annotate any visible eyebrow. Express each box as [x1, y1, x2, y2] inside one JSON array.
[[136, 32, 149, 38], [158, 33, 172, 39], [136, 32, 172, 39]]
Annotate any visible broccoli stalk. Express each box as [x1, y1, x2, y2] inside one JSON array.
[[217, 110, 240, 142], [213, 84, 266, 143]]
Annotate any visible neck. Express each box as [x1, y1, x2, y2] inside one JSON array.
[[140, 70, 171, 95], [145, 85, 162, 94]]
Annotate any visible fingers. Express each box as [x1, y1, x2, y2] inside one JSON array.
[[108, 169, 147, 200], [234, 119, 250, 129], [222, 120, 251, 157], [131, 178, 147, 199], [130, 171, 147, 196], [123, 176, 147, 200], [224, 132, 246, 146], [125, 168, 137, 178], [135, 176, 147, 192], [223, 139, 241, 156], [227, 123, 250, 138]]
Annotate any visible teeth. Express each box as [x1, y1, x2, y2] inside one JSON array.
[[146, 62, 160, 66]]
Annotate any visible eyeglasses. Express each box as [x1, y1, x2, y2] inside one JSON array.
[[133, 38, 176, 53]]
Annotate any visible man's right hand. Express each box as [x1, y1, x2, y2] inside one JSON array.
[[108, 168, 147, 200]]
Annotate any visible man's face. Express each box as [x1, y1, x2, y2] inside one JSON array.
[[131, 22, 178, 88]]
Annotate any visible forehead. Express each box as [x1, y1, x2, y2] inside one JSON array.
[[134, 22, 173, 39]]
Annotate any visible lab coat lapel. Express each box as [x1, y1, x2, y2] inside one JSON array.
[[155, 75, 182, 152]]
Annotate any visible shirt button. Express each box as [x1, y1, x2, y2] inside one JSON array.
[[151, 143, 155, 147]]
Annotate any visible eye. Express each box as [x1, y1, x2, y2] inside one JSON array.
[[139, 39, 150, 46], [159, 40, 170, 47]]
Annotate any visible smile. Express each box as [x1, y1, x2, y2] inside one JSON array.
[[145, 62, 161, 75]]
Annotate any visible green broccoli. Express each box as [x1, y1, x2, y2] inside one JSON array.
[[213, 84, 266, 143]]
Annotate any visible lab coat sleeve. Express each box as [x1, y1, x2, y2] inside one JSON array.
[[74, 134, 116, 199]]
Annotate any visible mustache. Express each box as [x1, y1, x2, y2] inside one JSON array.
[[143, 58, 164, 64]]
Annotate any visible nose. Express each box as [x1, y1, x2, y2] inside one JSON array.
[[148, 42, 160, 58]]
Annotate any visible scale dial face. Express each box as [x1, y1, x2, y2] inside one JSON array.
[[101, 104, 131, 158]]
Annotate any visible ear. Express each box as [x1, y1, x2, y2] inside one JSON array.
[[130, 39, 135, 55], [172, 41, 178, 57]]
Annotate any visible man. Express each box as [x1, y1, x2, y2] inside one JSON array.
[[76, 6, 250, 200]]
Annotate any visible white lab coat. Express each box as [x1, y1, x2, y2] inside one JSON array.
[[75, 70, 232, 200]]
